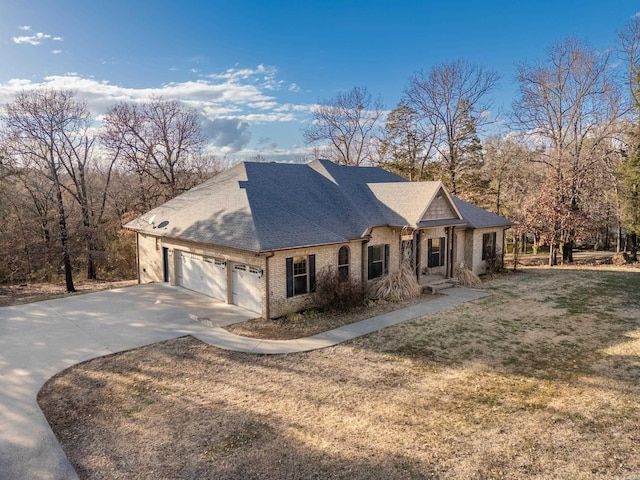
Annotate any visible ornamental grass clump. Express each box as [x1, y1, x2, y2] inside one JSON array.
[[455, 265, 482, 287], [368, 264, 421, 302]]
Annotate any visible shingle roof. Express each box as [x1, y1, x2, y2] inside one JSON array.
[[125, 159, 510, 252], [452, 197, 512, 229]]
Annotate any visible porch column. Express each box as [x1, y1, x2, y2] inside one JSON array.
[[446, 226, 456, 278]]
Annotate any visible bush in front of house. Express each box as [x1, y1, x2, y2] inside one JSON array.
[[313, 266, 365, 313], [368, 264, 421, 302]]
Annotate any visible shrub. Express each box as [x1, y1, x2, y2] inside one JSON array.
[[455, 265, 482, 287], [485, 248, 504, 275], [368, 264, 421, 302], [313, 266, 365, 313]]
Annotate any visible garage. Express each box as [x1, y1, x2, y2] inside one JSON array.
[[177, 251, 227, 301], [232, 263, 262, 313]]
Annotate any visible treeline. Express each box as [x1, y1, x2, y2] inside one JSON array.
[[3, 19, 640, 289], [0, 92, 221, 291], [304, 20, 640, 266]]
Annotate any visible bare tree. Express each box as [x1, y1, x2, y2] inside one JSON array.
[[101, 97, 206, 210], [512, 38, 627, 265], [404, 60, 500, 195], [303, 86, 383, 166], [1, 89, 87, 291]]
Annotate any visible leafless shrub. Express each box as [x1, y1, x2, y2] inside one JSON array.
[[485, 249, 504, 275], [313, 266, 365, 313]]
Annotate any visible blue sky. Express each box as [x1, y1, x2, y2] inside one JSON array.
[[0, 1, 638, 161]]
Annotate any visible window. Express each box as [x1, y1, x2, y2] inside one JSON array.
[[428, 237, 446, 268], [482, 232, 497, 261], [367, 244, 389, 280], [338, 246, 350, 277], [286, 255, 316, 297]]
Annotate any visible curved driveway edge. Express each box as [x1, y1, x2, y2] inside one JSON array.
[[0, 283, 487, 480]]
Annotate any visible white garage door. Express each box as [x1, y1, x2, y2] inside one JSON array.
[[178, 251, 227, 301], [232, 263, 262, 313]]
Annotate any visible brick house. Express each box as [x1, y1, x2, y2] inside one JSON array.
[[125, 159, 510, 318]]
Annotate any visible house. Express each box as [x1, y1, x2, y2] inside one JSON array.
[[125, 159, 510, 318]]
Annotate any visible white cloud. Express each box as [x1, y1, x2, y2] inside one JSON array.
[[51, 49, 62, 55], [288, 83, 301, 92], [12, 30, 62, 46], [18, 25, 31, 31], [0, 67, 312, 154]]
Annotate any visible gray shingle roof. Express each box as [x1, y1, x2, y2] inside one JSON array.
[[452, 197, 512, 229], [125, 159, 510, 252]]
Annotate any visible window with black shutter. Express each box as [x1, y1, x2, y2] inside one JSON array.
[[286, 254, 316, 297]]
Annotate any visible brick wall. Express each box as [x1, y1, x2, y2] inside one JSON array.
[[469, 227, 506, 275], [137, 233, 163, 283], [269, 241, 364, 318]]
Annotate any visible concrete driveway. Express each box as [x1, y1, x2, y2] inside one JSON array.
[[0, 283, 488, 479], [0, 283, 257, 480]]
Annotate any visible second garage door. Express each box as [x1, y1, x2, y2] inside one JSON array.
[[178, 251, 227, 301], [232, 263, 262, 313]]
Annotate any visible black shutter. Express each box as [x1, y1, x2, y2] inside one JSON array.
[[440, 236, 446, 267], [286, 257, 293, 298], [384, 244, 390, 274], [309, 255, 316, 292], [367, 246, 374, 280], [427, 239, 433, 268]]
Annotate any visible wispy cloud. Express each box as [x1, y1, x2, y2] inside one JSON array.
[[51, 49, 63, 55], [12, 29, 63, 47]]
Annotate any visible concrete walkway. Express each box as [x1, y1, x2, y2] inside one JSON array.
[[0, 283, 487, 480]]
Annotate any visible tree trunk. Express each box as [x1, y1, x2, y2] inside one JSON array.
[[549, 243, 558, 266], [53, 174, 75, 292], [563, 240, 574, 263], [56, 191, 75, 292], [630, 233, 638, 262]]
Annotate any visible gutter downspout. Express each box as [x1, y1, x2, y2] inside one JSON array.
[[135, 233, 141, 284]]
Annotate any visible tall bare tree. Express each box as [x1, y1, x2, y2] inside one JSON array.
[[303, 86, 383, 166], [512, 38, 627, 265], [404, 60, 500, 196], [101, 97, 205, 210], [1, 90, 88, 291]]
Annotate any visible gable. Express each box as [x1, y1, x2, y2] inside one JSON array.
[[420, 189, 460, 222]]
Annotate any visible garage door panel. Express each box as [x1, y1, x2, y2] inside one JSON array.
[[232, 264, 262, 314], [178, 251, 227, 301]]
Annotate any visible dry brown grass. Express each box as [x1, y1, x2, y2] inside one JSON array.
[[38, 265, 640, 479], [0, 279, 137, 307]]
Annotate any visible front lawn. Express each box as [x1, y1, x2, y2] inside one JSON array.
[[38, 266, 640, 479]]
